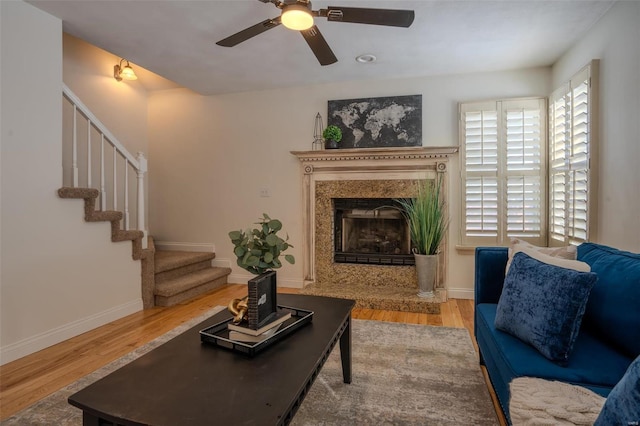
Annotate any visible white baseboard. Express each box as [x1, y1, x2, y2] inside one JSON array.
[[274, 277, 305, 289], [212, 259, 232, 269], [0, 299, 143, 366], [446, 287, 475, 300], [154, 241, 215, 252]]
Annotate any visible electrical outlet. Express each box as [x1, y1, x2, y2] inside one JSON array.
[[259, 187, 271, 197]]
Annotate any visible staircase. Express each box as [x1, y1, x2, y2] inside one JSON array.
[[58, 186, 233, 308], [59, 85, 232, 310], [58, 187, 148, 260], [153, 251, 232, 307]]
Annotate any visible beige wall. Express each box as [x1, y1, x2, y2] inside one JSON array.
[[62, 34, 151, 228], [148, 68, 551, 296], [552, 0, 640, 252], [63, 33, 150, 157], [0, 1, 141, 365]]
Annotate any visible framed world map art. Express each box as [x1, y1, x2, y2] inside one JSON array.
[[327, 95, 422, 149]]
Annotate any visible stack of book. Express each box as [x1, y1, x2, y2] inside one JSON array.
[[227, 311, 291, 343]]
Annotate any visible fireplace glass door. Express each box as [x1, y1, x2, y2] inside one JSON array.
[[333, 198, 414, 265]]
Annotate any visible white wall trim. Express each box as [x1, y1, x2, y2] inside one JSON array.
[[0, 299, 143, 366], [212, 259, 232, 268], [446, 287, 475, 300], [154, 241, 215, 252]]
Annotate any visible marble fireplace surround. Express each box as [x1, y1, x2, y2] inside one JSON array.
[[291, 147, 458, 312]]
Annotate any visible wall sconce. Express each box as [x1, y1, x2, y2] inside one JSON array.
[[113, 59, 138, 82]]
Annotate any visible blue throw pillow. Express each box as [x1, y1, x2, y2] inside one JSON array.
[[494, 252, 598, 365], [595, 355, 640, 425]]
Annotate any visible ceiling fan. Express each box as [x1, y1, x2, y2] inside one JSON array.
[[216, 0, 415, 66]]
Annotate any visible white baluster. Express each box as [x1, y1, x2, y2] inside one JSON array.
[[87, 120, 92, 188], [124, 160, 129, 230], [113, 148, 117, 210], [100, 135, 106, 211], [72, 105, 78, 187], [136, 152, 148, 249], [63, 85, 150, 250]]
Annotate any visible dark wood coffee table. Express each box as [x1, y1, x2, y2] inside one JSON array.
[[68, 294, 355, 425]]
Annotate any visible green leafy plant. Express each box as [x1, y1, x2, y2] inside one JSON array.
[[395, 175, 449, 255], [322, 125, 342, 142], [229, 213, 295, 275]]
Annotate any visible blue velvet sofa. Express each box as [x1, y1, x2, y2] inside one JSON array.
[[474, 242, 640, 423]]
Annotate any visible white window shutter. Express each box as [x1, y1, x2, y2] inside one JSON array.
[[504, 104, 545, 240], [548, 85, 570, 243], [548, 61, 596, 245], [461, 103, 500, 243], [465, 177, 499, 237], [460, 99, 546, 246]]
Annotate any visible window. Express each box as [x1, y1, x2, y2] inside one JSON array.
[[459, 61, 598, 249], [460, 98, 547, 246], [548, 61, 598, 245]]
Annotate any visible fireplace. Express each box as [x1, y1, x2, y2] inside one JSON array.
[[333, 198, 414, 265], [291, 146, 457, 294]]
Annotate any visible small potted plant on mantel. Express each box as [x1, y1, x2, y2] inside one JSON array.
[[395, 175, 449, 298], [322, 125, 342, 149]]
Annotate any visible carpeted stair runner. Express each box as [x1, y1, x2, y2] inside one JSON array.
[[58, 187, 231, 309], [154, 250, 231, 307], [57, 187, 148, 261]]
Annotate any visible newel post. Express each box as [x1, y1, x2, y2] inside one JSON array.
[[136, 152, 148, 249]]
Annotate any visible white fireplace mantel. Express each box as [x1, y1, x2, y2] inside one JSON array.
[[291, 147, 459, 286], [291, 146, 459, 172]]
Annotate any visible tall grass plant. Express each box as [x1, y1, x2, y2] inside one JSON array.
[[396, 175, 449, 255]]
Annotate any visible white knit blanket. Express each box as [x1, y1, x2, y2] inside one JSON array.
[[509, 377, 606, 425]]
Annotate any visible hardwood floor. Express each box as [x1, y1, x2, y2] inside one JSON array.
[[0, 284, 506, 425]]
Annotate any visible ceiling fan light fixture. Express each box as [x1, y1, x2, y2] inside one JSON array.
[[216, 3, 414, 66], [281, 4, 314, 31]]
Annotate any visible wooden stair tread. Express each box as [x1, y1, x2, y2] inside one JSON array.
[[154, 250, 216, 274], [154, 267, 231, 297]]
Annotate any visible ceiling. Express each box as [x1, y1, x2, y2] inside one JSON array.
[[27, 0, 615, 96]]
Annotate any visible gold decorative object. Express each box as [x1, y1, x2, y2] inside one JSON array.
[[228, 296, 249, 324]]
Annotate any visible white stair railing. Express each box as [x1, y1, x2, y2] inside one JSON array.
[[62, 84, 148, 248]]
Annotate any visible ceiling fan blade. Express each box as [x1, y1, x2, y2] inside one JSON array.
[[300, 25, 337, 66], [216, 17, 281, 47], [324, 6, 415, 28]]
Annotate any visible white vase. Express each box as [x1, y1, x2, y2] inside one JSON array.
[[414, 253, 437, 298]]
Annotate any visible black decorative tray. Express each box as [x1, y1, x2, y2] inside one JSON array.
[[199, 305, 314, 357]]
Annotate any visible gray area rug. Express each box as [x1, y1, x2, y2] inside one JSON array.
[[292, 321, 497, 425], [3, 309, 497, 425]]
